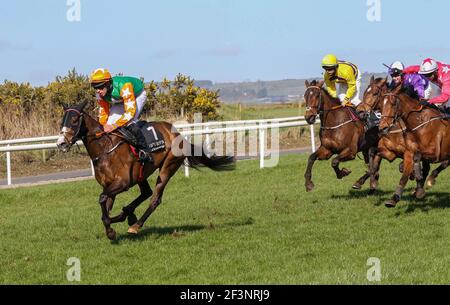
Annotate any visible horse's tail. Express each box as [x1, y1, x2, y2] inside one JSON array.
[[186, 144, 235, 171]]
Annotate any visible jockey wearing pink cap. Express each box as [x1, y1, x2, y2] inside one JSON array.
[[404, 58, 450, 105]]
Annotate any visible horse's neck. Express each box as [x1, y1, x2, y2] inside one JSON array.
[[321, 90, 342, 111], [398, 95, 429, 124], [82, 113, 122, 159]]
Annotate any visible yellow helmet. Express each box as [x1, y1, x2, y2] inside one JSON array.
[[90, 68, 112, 84], [321, 54, 338, 68]]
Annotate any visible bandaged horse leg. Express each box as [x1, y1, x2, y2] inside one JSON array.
[[304, 146, 333, 192], [331, 147, 354, 179], [413, 161, 429, 199]]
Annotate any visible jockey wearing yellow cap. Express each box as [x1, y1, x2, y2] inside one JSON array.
[[321, 54, 362, 107], [89, 68, 152, 162]]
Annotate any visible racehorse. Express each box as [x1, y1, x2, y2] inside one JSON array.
[[57, 102, 235, 240], [379, 85, 450, 207], [303, 80, 378, 192], [358, 76, 448, 197]]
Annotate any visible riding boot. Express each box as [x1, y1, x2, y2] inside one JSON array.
[[126, 123, 153, 164]]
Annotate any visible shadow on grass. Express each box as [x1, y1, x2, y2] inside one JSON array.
[[394, 191, 450, 215], [113, 217, 255, 244]]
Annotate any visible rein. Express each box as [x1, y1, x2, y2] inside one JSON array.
[[63, 108, 128, 163], [381, 93, 445, 132], [305, 86, 356, 130]]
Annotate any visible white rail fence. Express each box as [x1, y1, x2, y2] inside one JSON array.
[[0, 116, 318, 186]]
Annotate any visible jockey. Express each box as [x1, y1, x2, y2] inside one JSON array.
[[386, 61, 432, 100], [404, 58, 450, 107], [89, 68, 152, 163], [321, 54, 362, 107]]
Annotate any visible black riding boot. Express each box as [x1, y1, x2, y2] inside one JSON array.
[[125, 123, 153, 163]]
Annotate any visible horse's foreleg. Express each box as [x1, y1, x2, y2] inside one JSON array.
[[352, 149, 371, 190], [414, 161, 430, 199], [369, 151, 382, 193], [99, 193, 117, 240], [110, 180, 153, 226], [304, 146, 332, 192], [128, 157, 184, 234], [426, 160, 449, 188], [385, 150, 414, 207], [332, 148, 354, 179]]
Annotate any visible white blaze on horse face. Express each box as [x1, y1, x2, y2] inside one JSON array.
[[383, 98, 388, 108], [57, 127, 71, 146], [367, 87, 372, 93]]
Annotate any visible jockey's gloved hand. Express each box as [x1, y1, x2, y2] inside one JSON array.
[[341, 98, 353, 107]]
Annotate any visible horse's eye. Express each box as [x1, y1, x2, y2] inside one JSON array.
[[71, 116, 79, 125]]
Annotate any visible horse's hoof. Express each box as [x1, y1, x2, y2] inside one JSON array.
[[127, 224, 141, 234], [107, 229, 117, 240], [338, 168, 352, 179], [385, 200, 397, 208], [305, 182, 315, 192], [426, 177, 435, 188], [127, 213, 138, 226], [414, 188, 426, 199], [352, 183, 362, 190]]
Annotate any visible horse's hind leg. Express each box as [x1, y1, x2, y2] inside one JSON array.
[[110, 180, 153, 226], [332, 148, 354, 179], [128, 156, 185, 234], [426, 160, 449, 187]]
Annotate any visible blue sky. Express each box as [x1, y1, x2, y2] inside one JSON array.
[[1, 0, 449, 85]]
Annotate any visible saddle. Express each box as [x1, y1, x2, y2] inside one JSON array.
[[135, 121, 166, 153], [117, 121, 165, 153]]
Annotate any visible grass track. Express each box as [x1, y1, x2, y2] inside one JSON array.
[[1, 154, 450, 284]]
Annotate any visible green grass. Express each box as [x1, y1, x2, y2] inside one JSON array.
[[1, 154, 450, 284], [220, 103, 303, 121]]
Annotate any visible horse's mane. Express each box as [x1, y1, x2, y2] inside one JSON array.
[[400, 84, 420, 100], [308, 80, 340, 104]]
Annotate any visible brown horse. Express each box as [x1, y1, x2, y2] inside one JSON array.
[[303, 80, 377, 192], [358, 76, 448, 197], [379, 86, 450, 207], [57, 102, 235, 240]]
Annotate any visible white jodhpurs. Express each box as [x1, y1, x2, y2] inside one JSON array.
[[106, 90, 147, 126]]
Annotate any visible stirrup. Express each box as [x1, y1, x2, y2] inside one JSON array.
[[138, 150, 153, 163]]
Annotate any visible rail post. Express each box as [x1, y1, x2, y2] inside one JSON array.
[[310, 124, 316, 152], [6, 145, 11, 185]]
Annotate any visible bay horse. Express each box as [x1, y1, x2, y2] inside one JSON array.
[[358, 76, 448, 197], [379, 86, 450, 207], [303, 80, 378, 192], [57, 102, 235, 240]]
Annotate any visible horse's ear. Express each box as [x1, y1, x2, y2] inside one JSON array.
[[370, 75, 375, 85], [305, 80, 310, 87], [318, 80, 325, 88], [380, 77, 388, 86], [62, 103, 68, 111]]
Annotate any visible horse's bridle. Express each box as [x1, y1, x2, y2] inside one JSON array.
[[304, 86, 323, 114], [62, 108, 84, 145]]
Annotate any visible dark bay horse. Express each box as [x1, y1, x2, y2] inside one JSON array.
[[379, 86, 450, 207], [57, 102, 235, 240], [358, 76, 448, 197], [303, 80, 378, 192]]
